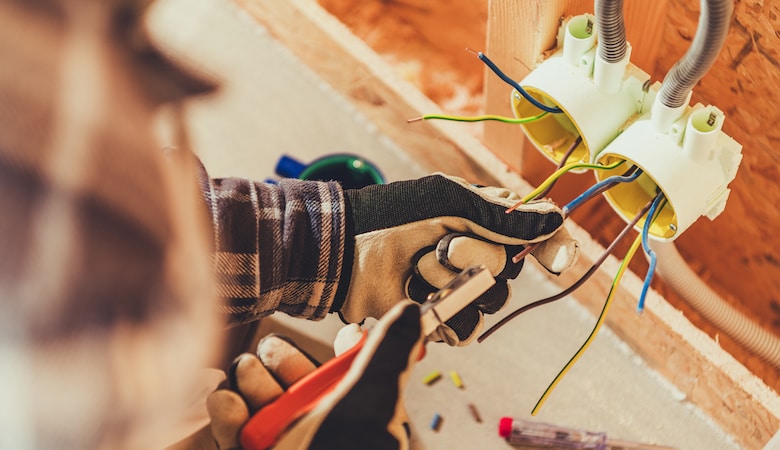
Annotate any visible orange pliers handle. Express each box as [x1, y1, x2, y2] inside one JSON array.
[[240, 332, 367, 450]]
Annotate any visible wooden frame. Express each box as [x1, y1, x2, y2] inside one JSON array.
[[233, 1, 780, 448]]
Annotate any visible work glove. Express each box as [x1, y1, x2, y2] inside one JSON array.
[[206, 300, 424, 450], [334, 173, 578, 345]]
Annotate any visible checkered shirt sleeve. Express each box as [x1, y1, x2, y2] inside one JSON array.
[[197, 165, 346, 326]]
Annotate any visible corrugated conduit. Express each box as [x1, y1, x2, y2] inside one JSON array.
[[656, 0, 733, 108], [595, 0, 628, 63]]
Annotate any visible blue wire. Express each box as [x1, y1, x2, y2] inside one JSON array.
[[476, 52, 564, 114], [638, 193, 665, 313], [562, 169, 643, 215]]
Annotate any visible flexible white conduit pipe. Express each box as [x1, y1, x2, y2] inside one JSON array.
[[652, 242, 780, 368]]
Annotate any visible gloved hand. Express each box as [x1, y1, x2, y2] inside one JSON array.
[[206, 301, 424, 450], [334, 173, 578, 345]]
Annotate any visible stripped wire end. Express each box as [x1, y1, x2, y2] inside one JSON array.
[[511, 243, 537, 264], [407, 117, 424, 123], [505, 200, 524, 214], [470, 49, 564, 114], [520, 160, 626, 209]]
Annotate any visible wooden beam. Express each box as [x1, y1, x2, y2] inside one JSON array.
[[233, 1, 780, 448], [482, 1, 589, 172]]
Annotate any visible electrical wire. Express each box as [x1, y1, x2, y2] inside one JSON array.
[[407, 112, 548, 124], [479, 196, 655, 343], [505, 160, 625, 213], [510, 243, 538, 265], [562, 166, 642, 216], [637, 193, 666, 313], [531, 232, 643, 416], [467, 48, 563, 114], [531, 136, 583, 201], [505, 160, 625, 263]]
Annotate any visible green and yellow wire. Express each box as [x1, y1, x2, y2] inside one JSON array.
[[408, 111, 548, 124], [505, 160, 625, 212], [531, 232, 643, 416]]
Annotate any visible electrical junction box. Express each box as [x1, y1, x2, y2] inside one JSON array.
[[511, 13, 743, 242]]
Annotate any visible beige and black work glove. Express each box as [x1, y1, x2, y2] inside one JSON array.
[[207, 301, 424, 450], [331, 173, 577, 346]]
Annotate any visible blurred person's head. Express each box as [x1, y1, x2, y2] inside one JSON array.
[[0, 0, 222, 448]]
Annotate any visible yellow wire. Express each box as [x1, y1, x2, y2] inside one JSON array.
[[419, 111, 548, 124], [531, 233, 643, 416], [506, 160, 624, 212]]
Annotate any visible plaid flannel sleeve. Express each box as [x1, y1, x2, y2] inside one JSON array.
[[197, 163, 346, 326]]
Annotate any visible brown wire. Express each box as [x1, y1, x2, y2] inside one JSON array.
[[532, 135, 583, 201], [478, 196, 655, 343]]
